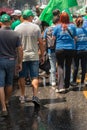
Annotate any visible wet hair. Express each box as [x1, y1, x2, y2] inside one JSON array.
[[75, 16, 83, 27], [52, 16, 59, 24]]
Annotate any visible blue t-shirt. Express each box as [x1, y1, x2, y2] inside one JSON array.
[[53, 23, 76, 50], [76, 27, 87, 51]]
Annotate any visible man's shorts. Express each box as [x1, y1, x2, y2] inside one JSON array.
[[19, 61, 39, 79], [0, 58, 15, 87]]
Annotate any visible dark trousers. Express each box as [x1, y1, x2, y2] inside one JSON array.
[[73, 51, 87, 83], [56, 50, 75, 88]]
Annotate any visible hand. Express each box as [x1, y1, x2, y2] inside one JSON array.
[[39, 56, 45, 65], [16, 63, 22, 72]]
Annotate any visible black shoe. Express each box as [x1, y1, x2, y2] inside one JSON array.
[[0, 110, 8, 117], [70, 82, 77, 86], [32, 96, 40, 105]]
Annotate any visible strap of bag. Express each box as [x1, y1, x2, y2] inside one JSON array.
[[67, 29, 74, 39]]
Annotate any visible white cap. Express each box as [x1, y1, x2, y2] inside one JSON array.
[[11, 10, 21, 16]]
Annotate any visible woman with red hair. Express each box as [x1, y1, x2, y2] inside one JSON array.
[[53, 12, 77, 93]]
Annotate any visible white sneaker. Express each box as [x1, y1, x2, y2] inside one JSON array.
[[51, 82, 56, 86], [55, 88, 65, 93], [19, 96, 25, 103], [19, 96, 30, 103], [55, 89, 59, 92], [85, 81, 87, 85]]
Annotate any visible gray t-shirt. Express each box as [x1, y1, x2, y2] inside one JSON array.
[[0, 27, 21, 59], [15, 21, 41, 61]]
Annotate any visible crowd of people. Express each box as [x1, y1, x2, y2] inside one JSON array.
[[0, 5, 87, 117]]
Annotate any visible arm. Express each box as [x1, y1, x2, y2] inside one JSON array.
[[16, 45, 23, 72], [38, 38, 45, 63]]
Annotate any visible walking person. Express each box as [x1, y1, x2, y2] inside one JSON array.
[[53, 12, 77, 93], [71, 16, 87, 87], [15, 9, 44, 104], [43, 16, 59, 87], [0, 14, 23, 116]]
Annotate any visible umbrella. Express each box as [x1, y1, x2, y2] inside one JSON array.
[[0, 7, 14, 15]]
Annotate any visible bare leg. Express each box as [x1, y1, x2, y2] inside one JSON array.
[[32, 78, 39, 96], [4, 86, 12, 104], [0, 87, 7, 111], [18, 77, 25, 97]]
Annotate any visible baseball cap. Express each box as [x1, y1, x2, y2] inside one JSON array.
[[11, 10, 21, 16], [1, 14, 11, 23], [22, 9, 34, 18]]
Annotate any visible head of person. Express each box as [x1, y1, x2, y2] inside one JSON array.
[[11, 10, 22, 20], [22, 9, 34, 22], [75, 16, 83, 27], [52, 9, 60, 18], [52, 16, 60, 25], [59, 12, 70, 31], [35, 5, 41, 17], [60, 12, 69, 24], [1, 14, 11, 26], [41, 21, 49, 31]]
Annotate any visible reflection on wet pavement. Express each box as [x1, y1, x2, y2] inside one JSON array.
[[0, 86, 87, 130]]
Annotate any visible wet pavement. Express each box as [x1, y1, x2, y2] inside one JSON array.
[[0, 82, 87, 130]]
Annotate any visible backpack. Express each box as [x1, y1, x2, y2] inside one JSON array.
[[46, 26, 55, 49]]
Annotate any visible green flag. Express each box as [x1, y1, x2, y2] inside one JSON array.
[[39, 0, 78, 24]]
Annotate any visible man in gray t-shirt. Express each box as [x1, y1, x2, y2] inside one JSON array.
[[15, 9, 44, 105]]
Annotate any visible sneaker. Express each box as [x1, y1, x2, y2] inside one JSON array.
[[0, 110, 8, 117], [32, 96, 40, 105], [19, 96, 25, 103], [55, 88, 66, 93], [51, 82, 56, 86], [70, 82, 77, 86], [55, 88, 59, 93], [19, 96, 30, 103], [85, 81, 87, 85]]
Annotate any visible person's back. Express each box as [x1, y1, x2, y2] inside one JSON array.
[[15, 9, 44, 105], [15, 21, 41, 61], [0, 27, 20, 58], [0, 14, 23, 117]]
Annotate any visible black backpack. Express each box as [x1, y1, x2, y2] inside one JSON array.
[[46, 26, 55, 49]]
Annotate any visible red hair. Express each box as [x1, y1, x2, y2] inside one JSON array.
[[59, 12, 70, 31], [60, 12, 69, 24]]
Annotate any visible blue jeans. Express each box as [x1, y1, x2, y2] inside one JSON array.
[[0, 58, 15, 87], [48, 53, 56, 84], [19, 61, 39, 79]]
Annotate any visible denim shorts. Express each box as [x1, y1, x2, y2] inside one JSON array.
[[19, 61, 39, 79], [0, 58, 15, 87]]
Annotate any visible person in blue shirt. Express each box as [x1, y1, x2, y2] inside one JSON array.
[[72, 16, 87, 87], [53, 12, 77, 93], [43, 16, 59, 87]]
